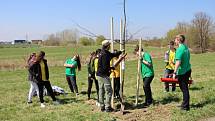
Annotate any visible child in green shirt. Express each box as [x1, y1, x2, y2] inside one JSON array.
[[64, 55, 81, 96]]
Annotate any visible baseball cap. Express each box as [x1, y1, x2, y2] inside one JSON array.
[[102, 40, 111, 46]]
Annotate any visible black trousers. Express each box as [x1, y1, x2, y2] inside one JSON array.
[[114, 77, 120, 97], [66, 75, 79, 94], [87, 74, 99, 99], [143, 76, 154, 104], [37, 81, 56, 103], [164, 69, 176, 91], [178, 70, 191, 110]]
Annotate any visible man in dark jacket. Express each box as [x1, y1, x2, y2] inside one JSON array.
[[96, 40, 122, 112]]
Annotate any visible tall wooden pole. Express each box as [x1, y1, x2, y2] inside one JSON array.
[[121, 0, 126, 101], [120, 18, 125, 114], [135, 38, 142, 106], [120, 19, 123, 99], [111, 17, 115, 108]]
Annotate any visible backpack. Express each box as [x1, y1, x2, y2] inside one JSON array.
[[87, 58, 95, 75]]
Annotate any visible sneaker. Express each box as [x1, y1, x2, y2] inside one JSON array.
[[100, 106, 105, 112], [143, 102, 152, 107], [181, 107, 190, 111], [76, 93, 79, 97], [96, 101, 100, 107], [27, 101, 33, 104], [115, 95, 120, 99], [40, 103, 45, 108], [105, 107, 114, 112]]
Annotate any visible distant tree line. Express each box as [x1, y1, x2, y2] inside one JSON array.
[[43, 29, 105, 46], [43, 12, 215, 54]]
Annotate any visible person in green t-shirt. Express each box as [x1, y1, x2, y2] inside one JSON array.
[[134, 45, 154, 106], [173, 34, 192, 111], [64, 55, 81, 96]]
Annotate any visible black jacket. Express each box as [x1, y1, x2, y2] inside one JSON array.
[[96, 49, 122, 77], [29, 59, 49, 82], [28, 61, 37, 82]]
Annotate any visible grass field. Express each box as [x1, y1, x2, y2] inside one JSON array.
[[0, 45, 215, 121]]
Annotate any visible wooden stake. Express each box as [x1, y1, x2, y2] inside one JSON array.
[[119, 18, 125, 114], [135, 38, 142, 106], [110, 17, 115, 108]]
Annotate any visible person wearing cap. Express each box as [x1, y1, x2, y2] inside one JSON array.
[[173, 34, 192, 111], [164, 41, 176, 92], [134, 45, 154, 106], [96, 40, 122, 112]]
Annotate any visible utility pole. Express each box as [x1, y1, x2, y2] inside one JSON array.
[[26, 33, 29, 43]]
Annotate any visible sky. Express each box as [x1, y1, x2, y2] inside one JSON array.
[[0, 0, 215, 42]]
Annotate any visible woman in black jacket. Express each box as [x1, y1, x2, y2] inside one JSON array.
[[32, 51, 59, 107]]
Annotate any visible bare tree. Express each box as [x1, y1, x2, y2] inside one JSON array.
[[61, 29, 79, 44], [176, 22, 189, 34], [192, 12, 213, 53]]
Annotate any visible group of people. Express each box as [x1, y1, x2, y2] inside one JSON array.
[[27, 51, 60, 108], [133, 34, 192, 111], [85, 40, 123, 112], [27, 34, 192, 111], [164, 34, 191, 111]]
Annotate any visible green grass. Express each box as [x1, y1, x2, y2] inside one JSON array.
[[0, 45, 215, 121]]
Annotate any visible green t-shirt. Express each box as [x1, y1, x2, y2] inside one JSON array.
[[175, 44, 191, 75], [65, 58, 77, 76], [141, 52, 154, 78]]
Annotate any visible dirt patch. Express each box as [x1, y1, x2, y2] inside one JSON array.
[[85, 99, 172, 121]]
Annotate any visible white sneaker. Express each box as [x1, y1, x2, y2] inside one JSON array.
[[96, 101, 100, 107], [76, 93, 79, 97], [40, 103, 45, 108]]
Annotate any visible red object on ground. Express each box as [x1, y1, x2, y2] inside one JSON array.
[[160, 78, 193, 84]]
